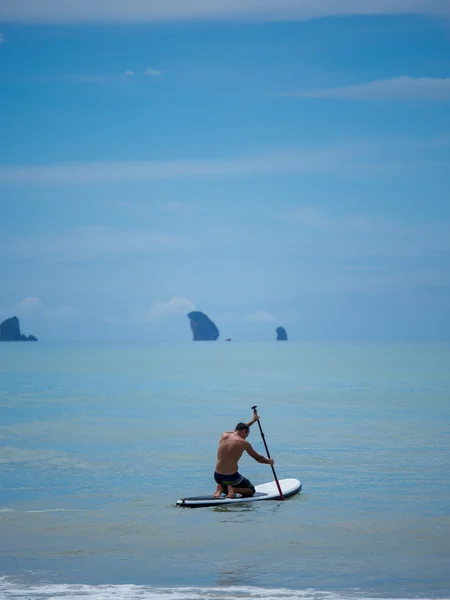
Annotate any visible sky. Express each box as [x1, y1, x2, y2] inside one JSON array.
[[1, 1, 450, 342]]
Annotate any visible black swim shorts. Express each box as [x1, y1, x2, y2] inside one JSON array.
[[214, 471, 255, 494]]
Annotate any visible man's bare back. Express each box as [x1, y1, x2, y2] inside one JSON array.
[[215, 431, 251, 474]]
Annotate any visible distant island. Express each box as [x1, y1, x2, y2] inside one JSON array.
[[187, 311, 219, 341], [276, 326, 288, 341], [0, 312, 287, 343], [186, 311, 288, 342], [0, 316, 38, 341]]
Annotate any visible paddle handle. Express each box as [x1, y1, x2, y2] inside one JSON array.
[[251, 405, 285, 500]]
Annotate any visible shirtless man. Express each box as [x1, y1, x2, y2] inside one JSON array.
[[213, 410, 275, 498]]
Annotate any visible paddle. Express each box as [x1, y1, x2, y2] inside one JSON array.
[[251, 405, 285, 501]]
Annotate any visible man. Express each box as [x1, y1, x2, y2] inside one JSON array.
[[213, 409, 275, 498]]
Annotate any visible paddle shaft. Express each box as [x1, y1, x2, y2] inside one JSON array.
[[251, 405, 285, 500]]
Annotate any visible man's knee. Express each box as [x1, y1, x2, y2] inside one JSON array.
[[241, 478, 255, 496]]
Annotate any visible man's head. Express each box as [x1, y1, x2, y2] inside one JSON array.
[[235, 422, 250, 438]]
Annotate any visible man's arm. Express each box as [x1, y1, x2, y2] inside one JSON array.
[[246, 410, 259, 428], [245, 442, 274, 466]]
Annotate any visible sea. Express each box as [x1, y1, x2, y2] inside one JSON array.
[[1, 341, 449, 600]]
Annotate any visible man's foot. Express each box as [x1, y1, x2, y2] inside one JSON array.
[[214, 484, 223, 498], [226, 486, 235, 498]]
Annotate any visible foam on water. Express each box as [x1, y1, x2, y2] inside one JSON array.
[[1, 579, 448, 600]]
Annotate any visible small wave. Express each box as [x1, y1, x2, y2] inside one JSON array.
[[0, 580, 448, 600]]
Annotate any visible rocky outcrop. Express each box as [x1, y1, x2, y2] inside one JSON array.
[[0, 316, 38, 341], [187, 311, 219, 341], [276, 326, 288, 341]]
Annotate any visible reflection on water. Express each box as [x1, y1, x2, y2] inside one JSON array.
[[211, 502, 258, 516]]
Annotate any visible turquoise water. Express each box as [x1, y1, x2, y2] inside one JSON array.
[[1, 342, 449, 599]]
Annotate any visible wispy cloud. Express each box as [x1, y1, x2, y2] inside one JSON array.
[[0, 32, 6, 43], [287, 205, 450, 263], [0, 151, 343, 185], [70, 74, 110, 83], [0, 0, 448, 23], [1, 136, 448, 187], [1, 226, 183, 262], [144, 67, 162, 77], [68, 69, 162, 83], [283, 76, 450, 101], [130, 296, 196, 324]]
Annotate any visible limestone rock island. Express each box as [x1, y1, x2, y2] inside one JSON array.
[[187, 311, 219, 341], [0, 316, 38, 341], [276, 326, 288, 341]]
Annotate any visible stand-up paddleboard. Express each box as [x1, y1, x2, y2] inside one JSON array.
[[177, 477, 301, 507]]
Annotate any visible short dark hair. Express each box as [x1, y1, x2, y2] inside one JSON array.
[[235, 422, 249, 432]]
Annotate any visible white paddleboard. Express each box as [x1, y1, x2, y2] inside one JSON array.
[[176, 477, 301, 507]]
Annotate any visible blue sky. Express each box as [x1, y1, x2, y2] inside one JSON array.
[[1, 1, 449, 341]]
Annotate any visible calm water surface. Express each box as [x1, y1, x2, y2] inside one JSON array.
[[1, 342, 449, 599]]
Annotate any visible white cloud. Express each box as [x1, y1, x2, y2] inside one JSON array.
[[0, 32, 6, 43], [0, 0, 448, 23], [15, 296, 45, 313], [14, 297, 76, 321], [283, 76, 450, 101], [144, 67, 162, 76], [2, 226, 183, 262], [130, 296, 196, 324], [124, 70, 135, 76]]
